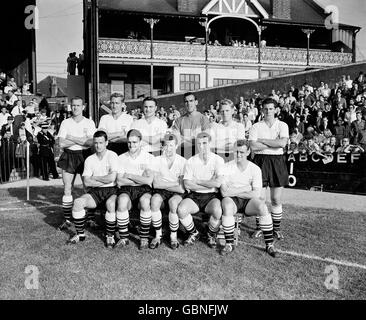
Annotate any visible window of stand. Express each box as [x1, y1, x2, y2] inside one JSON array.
[[213, 78, 244, 87], [180, 74, 200, 91]]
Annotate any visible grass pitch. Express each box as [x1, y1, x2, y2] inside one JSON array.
[[0, 186, 365, 300]]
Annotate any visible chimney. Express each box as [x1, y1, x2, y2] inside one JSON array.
[[51, 77, 58, 97], [271, 0, 291, 20], [177, 0, 199, 13]]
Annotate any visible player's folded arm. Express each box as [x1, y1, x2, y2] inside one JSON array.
[[93, 171, 117, 184], [128, 171, 154, 187], [258, 137, 288, 148], [58, 137, 76, 149], [83, 176, 105, 188], [249, 140, 269, 151], [116, 172, 135, 187]]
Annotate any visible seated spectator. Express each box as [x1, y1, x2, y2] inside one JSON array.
[[0, 105, 10, 128], [287, 141, 299, 154], [304, 136, 325, 158], [335, 137, 362, 153], [22, 81, 31, 95], [6, 90, 18, 107], [329, 136, 338, 151], [333, 117, 348, 146], [11, 100, 25, 117], [25, 101, 36, 119], [4, 77, 18, 94], [290, 129, 303, 144], [322, 143, 333, 154]]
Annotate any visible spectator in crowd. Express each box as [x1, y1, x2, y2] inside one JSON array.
[[336, 137, 364, 154], [350, 111, 365, 143], [7, 90, 18, 107], [11, 100, 25, 117], [37, 122, 59, 181], [67, 52, 78, 75], [334, 116, 348, 143], [0, 105, 10, 128], [1, 116, 15, 137], [0, 129, 16, 182], [25, 101, 36, 119]]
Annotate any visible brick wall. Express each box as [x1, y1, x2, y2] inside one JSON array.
[[271, 0, 291, 20]]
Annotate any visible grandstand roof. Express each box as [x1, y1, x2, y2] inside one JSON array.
[[98, 0, 359, 29]]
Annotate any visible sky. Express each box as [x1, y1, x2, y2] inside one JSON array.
[[35, 0, 366, 81]]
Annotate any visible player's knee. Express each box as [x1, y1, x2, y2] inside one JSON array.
[[73, 198, 85, 212], [117, 196, 129, 211], [221, 197, 234, 213], [139, 196, 151, 211], [177, 203, 187, 218], [258, 201, 269, 217], [168, 198, 179, 213], [150, 195, 162, 211], [106, 197, 116, 212]]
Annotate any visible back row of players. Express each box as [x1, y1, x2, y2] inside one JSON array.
[[56, 92, 289, 257]]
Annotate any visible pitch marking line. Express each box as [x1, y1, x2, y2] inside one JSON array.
[[239, 240, 366, 271]]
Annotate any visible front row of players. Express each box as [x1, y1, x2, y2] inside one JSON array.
[[67, 129, 277, 257]]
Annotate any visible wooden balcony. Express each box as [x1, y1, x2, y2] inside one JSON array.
[[98, 38, 352, 67]]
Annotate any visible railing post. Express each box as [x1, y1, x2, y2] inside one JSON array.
[[144, 18, 159, 97], [302, 28, 315, 66], [26, 141, 30, 201]]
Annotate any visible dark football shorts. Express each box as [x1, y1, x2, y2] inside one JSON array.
[[230, 197, 250, 213], [252, 154, 289, 188], [152, 189, 186, 210], [117, 185, 152, 206], [57, 148, 92, 175], [185, 192, 220, 212], [88, 186, 117, 207]]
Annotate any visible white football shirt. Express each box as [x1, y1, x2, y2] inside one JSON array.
[[57, 117, 96, 151], [221, 160, 262, 192], [82, 150, 119, 187], [249, 119, 289, 155], [131, 117, 168, 153], [184, 152, 224, 193]]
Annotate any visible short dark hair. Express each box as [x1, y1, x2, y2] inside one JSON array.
[[143, 96, 157, 105], [110, 92, 125, 102], [234, 139, 250, 150], [93, 130, 108, 141], [184, 92, 196, 100], [161, 133, 178, 146], [196, 131, 211, 142], [262, 97, 278, 107], [71, 96, 84, 104], [127, 129, 142, 141]]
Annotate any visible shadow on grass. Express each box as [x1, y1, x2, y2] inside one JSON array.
[[5, 185, 109, 245]]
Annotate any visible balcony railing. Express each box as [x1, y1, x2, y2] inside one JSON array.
[[98, 38, 352, 67]]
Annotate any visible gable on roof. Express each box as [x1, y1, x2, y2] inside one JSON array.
[[37, 76, 67, 97], [202, 0, 269, 18]]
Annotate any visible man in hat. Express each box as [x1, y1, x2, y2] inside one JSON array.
[[37, 122, 59, 181], [0, 105, 10, 128], [0, 115, 15, 138]]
